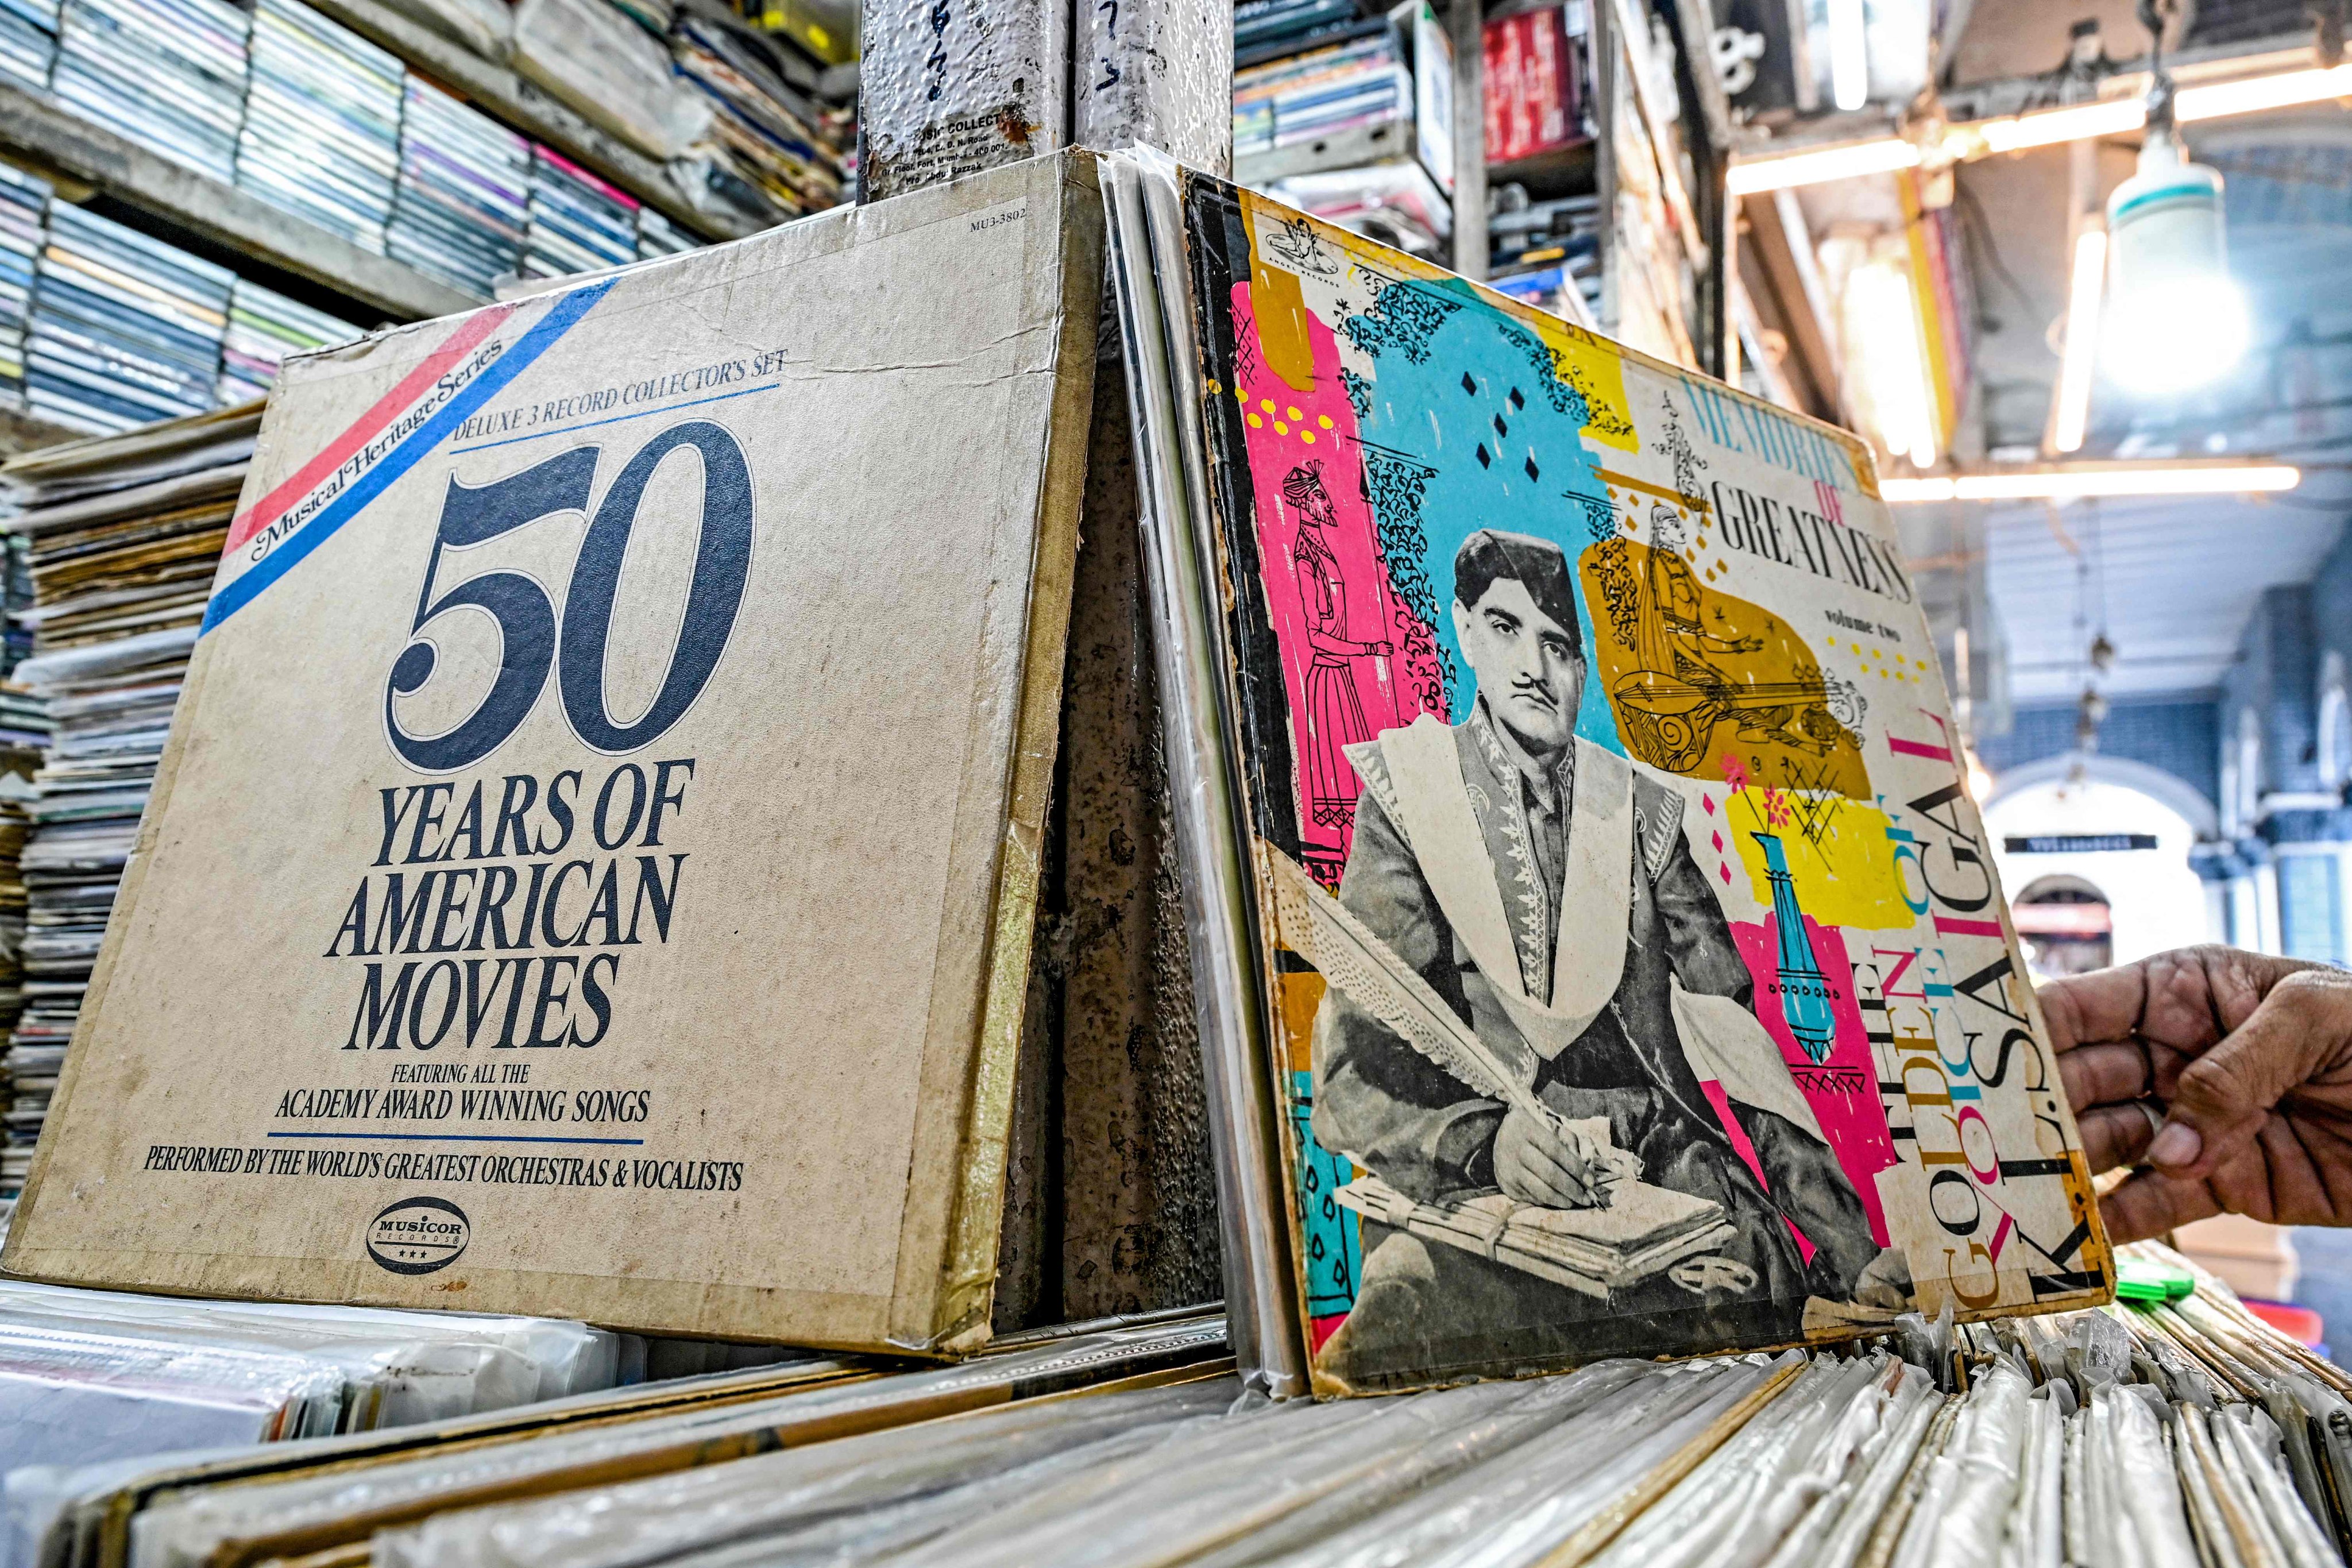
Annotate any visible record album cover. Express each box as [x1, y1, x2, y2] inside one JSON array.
[[3, 150, 1104, 1353], [1127, 165, 2111, 1394]]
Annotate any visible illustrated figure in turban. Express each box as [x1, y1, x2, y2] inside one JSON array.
[[1310, 527, 1909, 1385]]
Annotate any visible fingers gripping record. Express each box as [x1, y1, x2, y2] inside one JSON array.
[[2043, 948, 2352, 1245]]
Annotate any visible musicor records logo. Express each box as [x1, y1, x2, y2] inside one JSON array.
[[365, 1196, 472, 1275]]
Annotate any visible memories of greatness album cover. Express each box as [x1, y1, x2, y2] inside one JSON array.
[[1157, 171, 2110, 1395]]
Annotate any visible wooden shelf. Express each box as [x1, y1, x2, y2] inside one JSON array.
[[0, 79, 477, 322], [299, 0, 762, 244]]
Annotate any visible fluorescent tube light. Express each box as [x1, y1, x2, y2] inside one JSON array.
[[1727, 138, 1921, 194], [2177, 63, 2352, 121], [1882, 462, 2301, 501], [1729, 61, 2352, 194], [1973, 99, 2148, 153], [2050, 228, 2106, 454]]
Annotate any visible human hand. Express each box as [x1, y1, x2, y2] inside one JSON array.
[[2042, 945, 2352, 1245], [1494, 1105, 1602, 1208], [1365, 640, 1395, 656]]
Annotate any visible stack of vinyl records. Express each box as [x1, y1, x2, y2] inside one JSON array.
[[523, 144, 639, 281], [0, 1281, 622, 1478], [635, 204, 696, 261], [0, 405, 255, 1173], [0, 163, 45, 403], [236, 0, 404, 254], [389, 76, 528, 299], [12, 1315, 1227, 1566], [18, 1257, 2352, 1568], [217, 277, 361, 403], [671, 14, 851, 219], [0, 0, 53, 94], [1233, 21, 1412, 161], [0, 653, 38, 1198], [28, 204, 233, 434], [49, 0, 248, 184]]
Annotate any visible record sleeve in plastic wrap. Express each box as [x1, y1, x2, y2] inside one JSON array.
[[1111, 157, 2114, 1396], [3, 150, 1105, 1355]]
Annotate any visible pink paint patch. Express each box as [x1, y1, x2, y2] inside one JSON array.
[[1719, 863, 1733, 885], [1698, 1079, 1816, 1265], [1702, 794, 1716, 815], [1729, 916, 1898, 1247], [1711, 830, 1724, 853], [1229, 285, 1444, 877], [1310, 1312, 1349, 1353]]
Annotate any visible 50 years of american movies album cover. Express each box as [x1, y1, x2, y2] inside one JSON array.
[[2, 152, 1106, 1351], [1172, 176, 2110, 1394]]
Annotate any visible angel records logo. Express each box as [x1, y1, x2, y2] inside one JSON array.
[[365, 1196, 472, 1275]]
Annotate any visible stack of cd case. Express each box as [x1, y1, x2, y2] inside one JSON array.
[[636, 204, 697, 261], [28, 204, 231, 432], [387, 77, 525, 299], [523, 144, 638, 280], [49, 0, 249, 184], [217, 277, 359, 403], [0, 0, 53, 94], [236, 0, 403, 254], [0, 165, 47, 402]]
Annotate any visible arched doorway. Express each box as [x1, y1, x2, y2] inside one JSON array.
[[1984, 765, 2217, 968], [2011, 874, 2113, 979]]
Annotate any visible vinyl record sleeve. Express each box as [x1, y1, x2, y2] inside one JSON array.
[[3, 150, 1105, 1354], [1154, 169, 2111, 1394]]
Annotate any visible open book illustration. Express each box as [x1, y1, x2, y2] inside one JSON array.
[[1100, 150, 2112, 1397]]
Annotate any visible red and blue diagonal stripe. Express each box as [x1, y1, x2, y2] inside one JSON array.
[[204, 280, 617, 635]]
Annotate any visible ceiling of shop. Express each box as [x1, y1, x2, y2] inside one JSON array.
[[1976, 495, 2347, 703], [1911, 0, 2352, 709]]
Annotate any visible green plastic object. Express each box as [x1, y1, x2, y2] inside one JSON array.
[[2117, 1258, 2196, 1303]]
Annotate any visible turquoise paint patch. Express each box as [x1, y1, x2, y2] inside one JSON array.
[[1345, 281, 1630, 757], [1291, 1069, 1362, 1319]]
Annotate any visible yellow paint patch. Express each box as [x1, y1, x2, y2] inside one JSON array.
[[1277, 970, 1328, 1074], [1249, 260, 1318, 392], [1725, 797, 1915, 929]]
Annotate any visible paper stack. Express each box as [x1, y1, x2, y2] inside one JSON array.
[[28, 205, 233, 433], [389, 77, 529, 299], [671, 14, 851, 220], [0, 0, 52, 95], [0, 163, 47, 404], [1, 405, 256, 1162], [217, 277, 361, 403], [523, 144, 638, 281], [48, 0, 249, 184], [236, 0, 404, 254]]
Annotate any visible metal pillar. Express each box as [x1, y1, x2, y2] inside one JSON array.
[[859, 0, 1233, 1325]]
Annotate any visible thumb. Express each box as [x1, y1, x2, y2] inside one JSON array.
[[2146, 969, 2352, 1180]]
